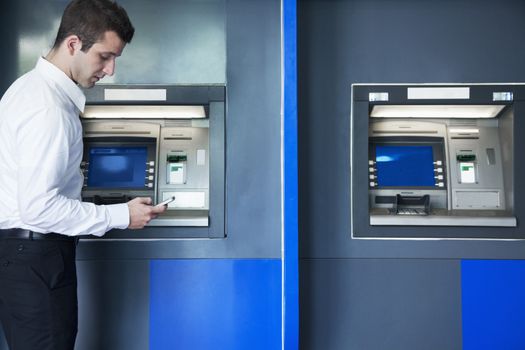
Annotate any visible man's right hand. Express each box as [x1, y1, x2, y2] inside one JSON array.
[[127, 197, 167, 229]]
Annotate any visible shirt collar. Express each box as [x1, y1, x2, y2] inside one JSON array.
[[35, 57, 86, 113]]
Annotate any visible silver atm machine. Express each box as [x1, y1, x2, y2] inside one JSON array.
[[351, 84, 523, 239], [80, 85, 225, 239]]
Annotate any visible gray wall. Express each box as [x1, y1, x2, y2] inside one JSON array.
[[75, 0, 282, 260], [298, 0, 525, 349], [11, 0, 226, 84], [0, 2, 17, 95], [0, 0, 281, 259], [0, 0, 281, 349]]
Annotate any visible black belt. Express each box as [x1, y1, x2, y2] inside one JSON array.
[[0, 228, 78, 242]]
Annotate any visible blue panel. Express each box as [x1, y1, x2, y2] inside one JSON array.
[[462, 260, 525, 350], [376, 145, 435, 187], [150, 259, 281, 350], [283, 0, 299, 349]]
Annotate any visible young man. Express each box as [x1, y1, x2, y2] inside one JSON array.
[[0, 1, 166, 349]]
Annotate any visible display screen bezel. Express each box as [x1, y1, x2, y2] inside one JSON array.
[[369, 136, 446, 190], [82, 137, 157, 191]]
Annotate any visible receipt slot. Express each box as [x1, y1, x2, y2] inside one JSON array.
[[351, 84, 525, 239], [457, 153, 477, 184], [167, 153, 187, 185], [80, 85, 225, 239]]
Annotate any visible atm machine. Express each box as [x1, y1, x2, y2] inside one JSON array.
[[80, 85, 225, 239], [351, 84, 524, 239]]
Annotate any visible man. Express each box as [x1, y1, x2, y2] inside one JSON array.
[[0, 1, 166, 349]]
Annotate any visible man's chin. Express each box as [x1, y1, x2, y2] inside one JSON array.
[[79, 81, 96, 89]]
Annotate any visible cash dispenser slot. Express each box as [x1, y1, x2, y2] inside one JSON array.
[[92, 194, 133, 205], [457, 154, 476, 162], [390, 195, 430, 216]]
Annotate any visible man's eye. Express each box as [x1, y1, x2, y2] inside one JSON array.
[[100, 55, 110, 60]]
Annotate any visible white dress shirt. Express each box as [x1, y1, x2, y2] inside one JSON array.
[[0, 57, 129, 237]]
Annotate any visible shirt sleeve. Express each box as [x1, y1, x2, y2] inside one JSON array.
[[15, 106, 130, 236]]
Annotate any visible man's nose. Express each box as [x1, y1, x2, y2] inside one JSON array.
[[102, 59, 115, 76]]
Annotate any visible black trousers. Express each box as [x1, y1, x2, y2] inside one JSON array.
[[0, 238, 77, 350]]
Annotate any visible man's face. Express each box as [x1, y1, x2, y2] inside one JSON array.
[[71, 31, 125, 88]]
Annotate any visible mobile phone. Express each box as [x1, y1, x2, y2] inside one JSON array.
[[156, 196, 175, 207]]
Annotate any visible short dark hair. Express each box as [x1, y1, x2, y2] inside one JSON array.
[[52, 0, 135, 52]]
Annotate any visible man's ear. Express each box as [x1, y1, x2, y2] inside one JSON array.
[[64, 35, 82, 55]]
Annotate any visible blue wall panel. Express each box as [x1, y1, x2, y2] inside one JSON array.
[[283, 0, 299, 349], [149, 259, 281, 350], [462, 260, 525, 350]]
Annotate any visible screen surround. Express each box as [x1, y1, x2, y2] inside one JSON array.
[[369, 136, 446, 190], [87, 146, 148, 189], [375, 145, 435, 187]]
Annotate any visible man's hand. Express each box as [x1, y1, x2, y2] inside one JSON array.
[[127, 197, 167, 229]]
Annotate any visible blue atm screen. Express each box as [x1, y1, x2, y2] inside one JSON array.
[[376, 145, 435, 187], [87, 147, 147, 188]]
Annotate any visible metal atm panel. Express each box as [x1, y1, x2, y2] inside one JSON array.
[[79, 85, 226, 239], [351, 84, 523, 239]]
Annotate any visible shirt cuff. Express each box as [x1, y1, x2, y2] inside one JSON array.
[[106, 203, 130, 230]]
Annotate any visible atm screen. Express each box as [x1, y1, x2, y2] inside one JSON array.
[[87, 146, 147, 188], [375, 145, 435, 187]]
